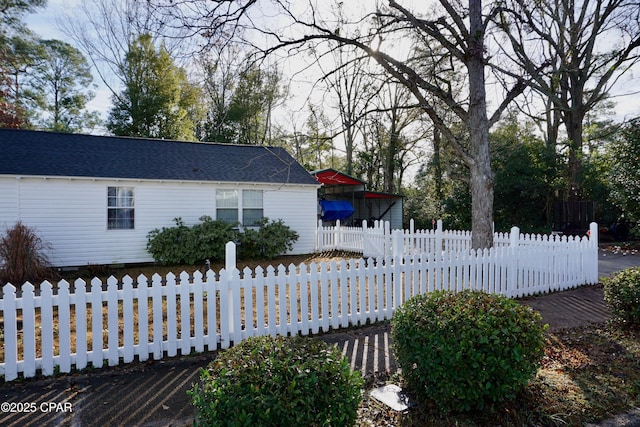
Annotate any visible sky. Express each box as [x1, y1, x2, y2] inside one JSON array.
[[25, 0, 113, 125], [23, 0, 640, 129]]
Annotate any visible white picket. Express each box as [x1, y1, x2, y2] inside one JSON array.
[[309, 263, 320, 334], [59, 280, 72, 373], [179, 272, 191, 355], [90, 278, 103, 368], [219, 268, 230, 349], [0, 224, 599, 382], [165, 273, 178, 358], [276, 264, 288, 336], [75, 279, 88, 370], [2, 284, 18, 381], [40, 282, 54, 376], [151, 274, 163, 359], [254, 266, 266, 337], [136, 274, 149, 361], [266, 266, 277, 338], [123, 277, 134, 364], [329, 262, 339, 329], [106, 278, 119, 366], [289, 263, 299, 336], [192, 271, 204, 353], [299, 264, 310, 335]]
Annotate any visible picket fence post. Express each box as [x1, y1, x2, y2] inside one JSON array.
[[226, 241, 236, 336], [384, 221, 391, 256], [510, 226, 520, 247], [362, 219, 370, 257], [589, 222, 599, 283], [436, 220, 443, 253], [392, 229, 403, 258], [409, 219, 415, 254]]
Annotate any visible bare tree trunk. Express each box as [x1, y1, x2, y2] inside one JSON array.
[[566, 100, 584, 201], [468, 0, 494, 249], [433, 127, 444, 207]]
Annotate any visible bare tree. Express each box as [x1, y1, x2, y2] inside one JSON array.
[[320, 46, 377, 175], [497, 0, 640, 200], [154, 0, 527, 248], [58, 0, 190, 100]]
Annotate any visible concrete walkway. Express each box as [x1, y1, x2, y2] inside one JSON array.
[[0, 250, 639, 427]]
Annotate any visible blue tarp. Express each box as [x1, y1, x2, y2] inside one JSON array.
[[319, 200, 355, 221]]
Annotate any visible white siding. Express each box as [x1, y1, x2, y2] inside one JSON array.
[[0, 179, 18, 227], [0, 176, 318, 267], [264, 187, 318, 254]]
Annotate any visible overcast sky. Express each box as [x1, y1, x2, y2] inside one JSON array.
[[24, 0, 640, 128]]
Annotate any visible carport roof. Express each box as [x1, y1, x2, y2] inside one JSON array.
[[311, 168, 365, 186]]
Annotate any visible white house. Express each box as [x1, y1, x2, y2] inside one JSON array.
[[0, 129, 320, 267]]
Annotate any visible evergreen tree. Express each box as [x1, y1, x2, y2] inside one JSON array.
[[107, 34, 202, 140], [0, 0, 46, 128], [28, 39, 100, 132]]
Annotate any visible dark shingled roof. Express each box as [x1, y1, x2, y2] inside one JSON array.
[[0, 129, 319, 186]]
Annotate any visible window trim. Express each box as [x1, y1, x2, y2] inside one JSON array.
[[107, 186, 135, 230], [242, 189, 264, 226], [216, 188, 264, 226]]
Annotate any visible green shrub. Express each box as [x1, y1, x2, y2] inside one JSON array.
[[238, 218, 299, 259], [603, 267, 640, 327], [391, 290, 546, 413], [145, 218, 197, 265], [0, 222, 59, 286], [189, 335, 363, 427], [191, 216, 241, 261], [146, 216, 297, 265]]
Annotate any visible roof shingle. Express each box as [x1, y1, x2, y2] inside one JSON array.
[[0, 129, 319, 186]]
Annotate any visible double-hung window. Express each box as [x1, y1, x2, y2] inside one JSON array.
[[107, 187, 135, 230], [242, 190, 264, 226], [216, 189, 263, 226], [216, 189, 239, 223]]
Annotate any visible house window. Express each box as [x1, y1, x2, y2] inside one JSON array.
[[243, 189, 264, 226], [216, 189, 239, 223], [108, 187, 134, 230], [216, 189, 264, 225]]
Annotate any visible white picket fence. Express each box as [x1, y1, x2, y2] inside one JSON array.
[[317, 219, 595, 257], [1, 224, 598, 382]]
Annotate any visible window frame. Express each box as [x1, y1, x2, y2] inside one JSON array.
[[242, 189, 264, 226], [216, 188, 264, 226], [216, 189, 240, 224], [107, 186, 135, 230]]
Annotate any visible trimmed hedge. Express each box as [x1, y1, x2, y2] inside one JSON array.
[[391, 290, 546, 413], [189, 335, 363, 426], [603, 267, 640, 328]]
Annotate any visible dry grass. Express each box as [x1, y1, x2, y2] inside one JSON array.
[[1, 252, 365, 363]]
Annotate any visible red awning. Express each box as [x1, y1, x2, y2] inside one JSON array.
[[313, 169, 364, 186], [365, 191, 402, 199]]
